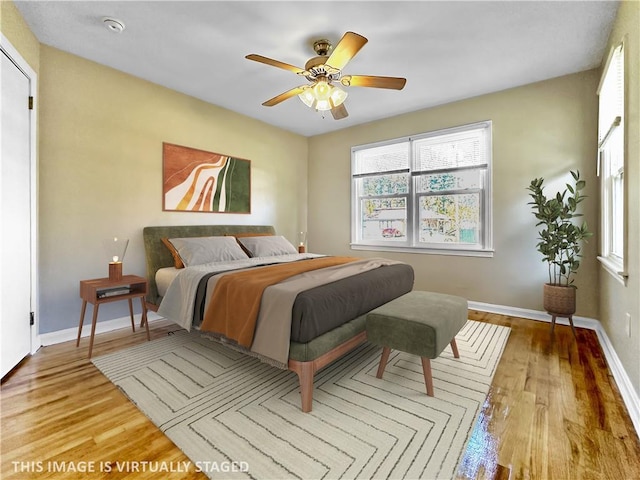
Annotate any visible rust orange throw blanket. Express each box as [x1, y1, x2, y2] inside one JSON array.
[[200, 256, 359, 347]]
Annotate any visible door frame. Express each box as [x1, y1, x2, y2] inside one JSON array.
[[1, 33, 39, 354]]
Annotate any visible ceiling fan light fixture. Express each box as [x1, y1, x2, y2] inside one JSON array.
[[330, 87, 348, 107], [298, 87, 316, 108], [313, 78, 332, 101], [298, 80, 347, 111], [315, 99, 332, 111]]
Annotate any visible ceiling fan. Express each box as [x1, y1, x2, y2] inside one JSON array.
[[245, 31, 407, 120]]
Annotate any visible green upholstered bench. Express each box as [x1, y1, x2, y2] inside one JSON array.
[[366, 290, 468, 396]]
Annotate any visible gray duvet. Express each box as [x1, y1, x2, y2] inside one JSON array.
[[193, 261, 414, 343]]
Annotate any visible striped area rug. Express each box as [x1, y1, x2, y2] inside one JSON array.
[[93, 320, 510, 479]]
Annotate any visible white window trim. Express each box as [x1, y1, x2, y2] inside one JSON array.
[[597, 40, 627, 284], [597, 256, 627, 286], [350, 121, 493, 256], [350, 243, 495, 257]]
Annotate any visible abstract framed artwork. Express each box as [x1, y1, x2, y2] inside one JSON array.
[[162, 142, 251, 213]]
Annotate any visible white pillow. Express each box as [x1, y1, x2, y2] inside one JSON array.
[[237, 235, 297, 257], [168, 236, 248, 267]]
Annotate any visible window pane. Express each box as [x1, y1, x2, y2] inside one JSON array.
[[362, 173, 409, 196], [601, 122, 624, 260], [354, 142, 409, 175], [416, 169, 482, 193], [419, 193, 479, 244], [612, 171, 624, 257], [360, 197, 407, 241], [608, 127, 624, 173], [414, 129, 486, 171]]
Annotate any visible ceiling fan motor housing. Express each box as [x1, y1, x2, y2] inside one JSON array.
[[304, 56, 341, 82]]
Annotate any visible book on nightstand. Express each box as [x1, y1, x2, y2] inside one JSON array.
[[97, 286, 131, 298]]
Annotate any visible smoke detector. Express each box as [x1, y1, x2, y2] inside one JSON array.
[[103, 18, 125, 33]]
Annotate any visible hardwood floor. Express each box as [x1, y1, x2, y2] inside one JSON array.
[[457, 311, 640, 480], [1, 313, 638, 479]]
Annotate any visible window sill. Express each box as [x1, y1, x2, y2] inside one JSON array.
[[350, 243, 494, 258], [597, 255, 628, 286]]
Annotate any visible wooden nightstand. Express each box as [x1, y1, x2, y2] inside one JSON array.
[[76, 274, 150, 358]]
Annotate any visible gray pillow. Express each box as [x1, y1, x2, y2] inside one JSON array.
[[168, 236, 248, 267], [237, 235, 297, 257]]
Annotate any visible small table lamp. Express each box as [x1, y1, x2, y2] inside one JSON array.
[[297, 231, 307, 254], [104, 237, 129, 282]]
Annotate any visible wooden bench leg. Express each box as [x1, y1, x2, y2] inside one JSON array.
[[450, 338, 460, 358], [421, 357, 434, 396], [377, 346, 391, 379]]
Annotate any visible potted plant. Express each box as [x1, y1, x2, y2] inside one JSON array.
[[527, 170, 592, 318]]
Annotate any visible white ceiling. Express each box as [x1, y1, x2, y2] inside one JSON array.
[[14, 1, 619, 137]]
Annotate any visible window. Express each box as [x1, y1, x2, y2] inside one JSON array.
[[597, 42, 626, 282], [351, 121, 492, 256]]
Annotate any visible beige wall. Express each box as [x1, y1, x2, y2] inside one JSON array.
[[599, 0, 640, 397], [0, 0, 39, 73], [308, 71, 600, 319], [37, 45, 308, 333]]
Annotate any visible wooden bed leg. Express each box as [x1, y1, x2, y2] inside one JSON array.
[[295, 362, 315, 413], [287, 331, 367, 413]]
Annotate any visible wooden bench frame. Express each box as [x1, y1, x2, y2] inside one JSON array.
[[375, 339, 460, 396]]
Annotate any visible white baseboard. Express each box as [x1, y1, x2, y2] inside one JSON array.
[[469, 300, 640, 440], [468, 300, 600, 329], [39, 312, 165, 347], [594, 326, 640, 438]]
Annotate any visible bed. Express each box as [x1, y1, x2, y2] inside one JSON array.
[[143, 225, 414, 412]]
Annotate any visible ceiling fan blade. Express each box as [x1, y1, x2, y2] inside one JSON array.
[[262, 86, 307, 107], [245, 54, 308, 75], [325, 32, 368, 71], [331, 103, 349, 120], [341, 75, 407, 90]]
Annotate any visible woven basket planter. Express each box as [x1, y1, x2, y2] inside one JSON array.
[[543, 284, 576, 316]]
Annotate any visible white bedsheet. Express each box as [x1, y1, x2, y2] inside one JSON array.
[[155, 267, 181, 298]]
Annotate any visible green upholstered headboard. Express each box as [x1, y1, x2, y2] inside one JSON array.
[[142, 224, 276, 306]]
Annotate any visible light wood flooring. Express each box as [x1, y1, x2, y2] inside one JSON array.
[[1, 312, 639, 479]]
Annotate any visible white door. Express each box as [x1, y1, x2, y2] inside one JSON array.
[[1, 46, 33, 378]]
